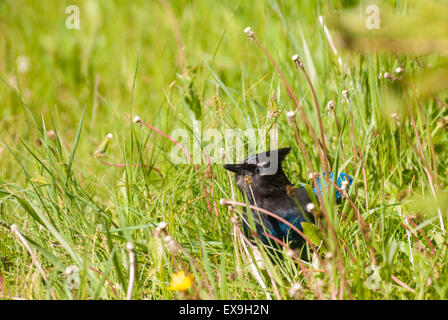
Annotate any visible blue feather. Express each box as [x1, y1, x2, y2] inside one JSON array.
[[255, 209, 307, 248], [312, 172, 353, 199]]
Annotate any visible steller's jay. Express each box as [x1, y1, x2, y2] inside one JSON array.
[[224, 147, 314, 251], [224, 147, 352, 252]]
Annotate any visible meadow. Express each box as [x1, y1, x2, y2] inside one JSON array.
[[1, 0, 448, 300]]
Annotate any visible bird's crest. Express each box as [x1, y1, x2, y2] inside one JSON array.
[[224, 147, 291, 176]]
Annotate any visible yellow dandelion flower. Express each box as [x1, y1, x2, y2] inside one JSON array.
[[168, 271, 193, 291]]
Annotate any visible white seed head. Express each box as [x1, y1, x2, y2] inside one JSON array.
[[166, 241, 178, 252], [219, 148, 226, 159], [286, 111, 295, 118], [133, 116, 141, 123], [306, 202, 316, 213], [244, 26, 254, 38], [126, 242, 134, 251], [288, 282, 303, 298], [384, 72, 392, 79], [156, 221, 168, 232], [164, 235, 178, 252], [64, 265, 78, 277], [219, 199, 227, 206], [10, 224, 18, 233], [309, 172, 320, 180], [395, 67, 403, 74], [290, 282, 302, 292], [16, 55, 30, 73], [391, 113, 400, 122], [7, 75, 18, 89], [47, 130, 56, 141], [286, 249, 295, 258], [106, 133, 113, 140], [291, 54, 303, 67], [326, 100, 335, 110]]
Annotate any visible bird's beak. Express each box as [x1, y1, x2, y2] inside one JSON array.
[[223, 164, 243, 174]]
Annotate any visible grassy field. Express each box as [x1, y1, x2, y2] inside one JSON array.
[[1, 0, 448, 300]]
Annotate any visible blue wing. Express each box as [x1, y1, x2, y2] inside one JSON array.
[[312, 172, 353, 200]]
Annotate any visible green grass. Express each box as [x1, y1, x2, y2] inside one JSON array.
[[1, 0, 448, 300]]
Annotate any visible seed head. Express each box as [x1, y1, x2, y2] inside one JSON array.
[[156, 222, 168, 233], [133, 116, 142, 124], [291, 54, 304, 67], [219, 148, 226, 160], [268, 110, 281, 119], [7, 75, 18, 90], [153, 221, 169, 238], [289, 283, 304, 299], [47, 130, 56, 141], [244, 26, 255, 39], [309, 172, 320, 180], [391, 113, 400, 123], [64, 265, 78, 277], [164, 235, 178, 252], [306, 202, 316, 213], [286, 249, 296, 258], [126, 242, 134, 252], [17, 56, 30, 74]]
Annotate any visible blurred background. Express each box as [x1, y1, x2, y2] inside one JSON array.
[[1, 0, 331, 178]]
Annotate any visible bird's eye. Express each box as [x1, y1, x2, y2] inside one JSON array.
[[255, 167, 261, 174]]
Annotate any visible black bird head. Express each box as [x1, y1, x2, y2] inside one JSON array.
[[224, 147, 292, 204]]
